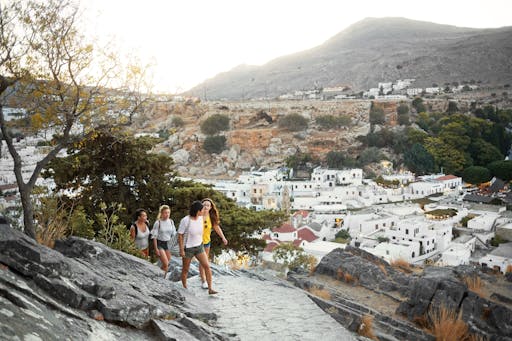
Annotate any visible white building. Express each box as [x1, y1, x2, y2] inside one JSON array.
[[435, 175, 463, 191], [479, 243, 512, 273], [440, 243, 472, 266], [425, 87, 441, 94], [467, 213, 498, 232], [369, 240, 420, 263], [406, 88, 423, 96], [409, 181, 444, 196]]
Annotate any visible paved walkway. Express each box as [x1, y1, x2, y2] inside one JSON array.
[[186, 271, 357, 341]]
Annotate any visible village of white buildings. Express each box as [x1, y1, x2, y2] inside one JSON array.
[[277, 78, 479, 101], [196, 166, 512, 274], [1, 104, 511, 276]]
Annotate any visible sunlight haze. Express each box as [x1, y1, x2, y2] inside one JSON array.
[[84, 0, 512, 94]]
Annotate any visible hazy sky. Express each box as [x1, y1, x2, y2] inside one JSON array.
[[84, 0, 511, 93]]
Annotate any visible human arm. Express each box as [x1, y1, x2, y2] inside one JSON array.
[[151, 221, 160, 256], [213, 224, 228, 245], [129, 225, 136, 240], [178, 233, 185, 258]]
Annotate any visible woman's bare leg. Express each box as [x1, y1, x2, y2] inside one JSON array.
[[199, 246, 210, 284], [181, 257, 192, 288], [196, 252, 216, 294]]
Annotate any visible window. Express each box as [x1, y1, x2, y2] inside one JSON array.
[[375, 224, 379, 229], [386, 250, 389, 255], [383, 223, 386, 227], [406, 229, 409, 235], [253, 189, 257, 194]]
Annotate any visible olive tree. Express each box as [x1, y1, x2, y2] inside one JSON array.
[[0, 0, 117, 238]]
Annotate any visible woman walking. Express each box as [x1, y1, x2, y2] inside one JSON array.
[[178, 201, 217, 295], [151, 205, 176, 278], [129, 208, 150, 258], [199, 198, 228, 289]]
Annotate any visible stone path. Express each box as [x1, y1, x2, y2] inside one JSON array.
[[185, 271, 357, 341]]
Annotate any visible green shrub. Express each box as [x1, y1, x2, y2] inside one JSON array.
[[278, 113, 308, 131], [200, 114, 230, 135], [203, 135, 227, 154], [335, 230, 351, 240], [171, 116, 184, 127], [316, 114, 351, 129]]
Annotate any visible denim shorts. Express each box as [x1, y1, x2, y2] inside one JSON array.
[[185, 244, 205, 259], [203, 242, 211, 248], [157, 239, 169, 250]]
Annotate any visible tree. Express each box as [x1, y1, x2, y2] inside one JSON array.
[[397, 103, 410, 125], [424, 137, 469, 175], [358, 147, 384, 166], [45, 128, 175, 225], [278, 113, 308, 131], [326, 151, 356, 169], [200, 114, 230, 135], [203, 135, 227, 154], [487, 160, 512, 182], [412, 97, 427, 113], [369, 103, 385, 125], [469, 139, 503, 166], [272, 243, 316, 271], [168, 180, 286, 256], [446, 101, 458, 114], [404, 143, 436, 175], [462, 166, 492, 185], [0, 0, 117, 238]]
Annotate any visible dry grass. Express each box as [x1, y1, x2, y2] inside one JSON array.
[[378, 264, 388, 276], [468, 334, 489, 341], [390, 258, 413, 273], [463, 276, 484, 297], [307, 256, 317, 276], [36, 221, 68, 248], [344, 272, 356, 284], [506, 264, 512, 274], [358, 314, 378, 340], [429, 306, 469, 341], [307, 286, 331, 300]]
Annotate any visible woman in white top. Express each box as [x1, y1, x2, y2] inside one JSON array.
[[129, 208, 150, 258], [151, 205, 176, 277], [178, 201, 217, 295]]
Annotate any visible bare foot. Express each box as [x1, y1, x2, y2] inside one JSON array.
[[208, 289, 218, 295]]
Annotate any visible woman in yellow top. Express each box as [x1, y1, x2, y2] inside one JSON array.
[[199, 198, 228, 289]]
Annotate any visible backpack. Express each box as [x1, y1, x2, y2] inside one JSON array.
[[130, 221, 149, 237]]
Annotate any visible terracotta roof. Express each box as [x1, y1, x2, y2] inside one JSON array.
[[272, 223, 296, 233], [293, 239, 304, 247], [262, 233, 272, 241], [436, 175, 459, 181], [297, 227, 319, 242], [293, 210, 309, 218], [264, 241, 279, 252]]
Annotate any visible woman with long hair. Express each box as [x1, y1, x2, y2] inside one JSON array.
[[130, 208, 150, 258], [199, 198, 228, 289], [151, 205, 176, 278], [178, 201, 217, 295]]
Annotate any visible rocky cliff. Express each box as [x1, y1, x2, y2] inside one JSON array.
[[289, 246, 512, 341]]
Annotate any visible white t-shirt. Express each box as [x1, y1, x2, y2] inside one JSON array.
[[178, 215, 203, 248], [151, 219, 176, 241]]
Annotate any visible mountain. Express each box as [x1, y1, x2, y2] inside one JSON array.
[[186, 17, 512, 100]]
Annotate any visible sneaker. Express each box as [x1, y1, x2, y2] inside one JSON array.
[[201, 281, 209, 289]]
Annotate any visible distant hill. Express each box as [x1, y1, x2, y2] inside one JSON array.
[[186, 17, 512, 100]]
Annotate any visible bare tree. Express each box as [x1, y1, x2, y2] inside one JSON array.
[[0, 0, 117, 238]]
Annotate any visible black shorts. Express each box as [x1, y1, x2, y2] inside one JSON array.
[[157, 239, 169, 250]]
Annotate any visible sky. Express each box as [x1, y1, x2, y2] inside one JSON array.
[[83, 0, 512, 94]]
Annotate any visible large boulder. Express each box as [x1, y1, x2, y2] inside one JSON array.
[[314, 245, 414, 296]]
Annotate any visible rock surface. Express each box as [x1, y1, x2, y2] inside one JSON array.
[[0, 224, 358, 340], [0, 225, 228, 340], [293, 246, 512, 341]]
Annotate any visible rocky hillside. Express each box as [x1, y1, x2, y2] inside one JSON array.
[[289, 246, 512, 340], [144, 99, 375, 178], [186, 17, 512, 100]]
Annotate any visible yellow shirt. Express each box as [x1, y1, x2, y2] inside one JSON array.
[[202, 215, 213, 244]]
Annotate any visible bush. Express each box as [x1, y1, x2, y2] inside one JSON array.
[[326, 151, 356, 169], [200, 114, 230, 135], [335, 230, 351, 240], [171, 116, 184, 127], [358, 147, 384, 166], [278, 113, 308, 131], [429, 306, 468, 341], [315, 114, 351, 129], [203, 135, 227, 154], [272, 243, 317, 271], [358, 315, 377, 340], [369, 104, 385, 125]]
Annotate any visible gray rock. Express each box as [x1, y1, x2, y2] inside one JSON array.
[[227, 145, 240, 162], [265, 144, 280, 156], [0, 225, 227, 340], [172, 149, 190, 165], [235, 154, 254, 170]]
